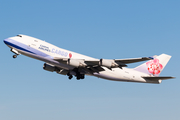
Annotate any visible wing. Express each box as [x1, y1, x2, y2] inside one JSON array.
[[84, 57, 152, 67], [53, 56, 152, 73], [114, 57, 152, 64], [53, 57, 105, 73]]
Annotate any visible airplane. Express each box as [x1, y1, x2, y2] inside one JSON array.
[[3, 34, 175, 84]]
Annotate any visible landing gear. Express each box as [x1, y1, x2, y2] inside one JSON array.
[[11, 49, 19, 59], [68, 75, 73, 80], [67, 72, 73, 80], [76, 73, 85, 80], [13, 55, 17, 58], [67, 71, 85, 80], [76, 75, 81, 80]]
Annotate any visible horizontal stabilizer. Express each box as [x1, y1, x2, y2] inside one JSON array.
[[142, 76, 175, 81]]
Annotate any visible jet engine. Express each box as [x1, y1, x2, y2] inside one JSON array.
[[67, 59, 85, 67], [99, 59, 118, 68], [43, 63, 55, 72]]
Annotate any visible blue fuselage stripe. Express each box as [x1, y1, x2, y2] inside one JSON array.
[[4, 40, 35, 54], [4, 39, 48, 57]]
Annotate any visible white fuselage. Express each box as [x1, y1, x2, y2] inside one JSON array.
[[4, 35, 159, 84]]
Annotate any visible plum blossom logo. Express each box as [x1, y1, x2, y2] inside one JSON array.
[[146, 59, 163, 75]]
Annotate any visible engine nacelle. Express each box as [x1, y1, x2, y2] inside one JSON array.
[[43, 63, 55, 72], [99, 59, 118, 68], [67, 59, 85, 67]]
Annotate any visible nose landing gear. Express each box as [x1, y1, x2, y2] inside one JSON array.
[[13, 55, 17, 58], [11, 49, 19, 59]]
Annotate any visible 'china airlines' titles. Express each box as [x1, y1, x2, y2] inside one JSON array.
[[38, 45, 68, 57]]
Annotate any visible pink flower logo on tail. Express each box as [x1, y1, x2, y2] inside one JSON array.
[[146, 59, 163, 75]]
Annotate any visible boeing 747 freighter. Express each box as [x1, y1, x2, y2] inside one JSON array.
[[4, 35, 174, 84]]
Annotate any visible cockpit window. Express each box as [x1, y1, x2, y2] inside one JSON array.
[[16, 35, 22, 37]]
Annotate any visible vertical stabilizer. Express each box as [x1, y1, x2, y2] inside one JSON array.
[[134, 54, 171, 76]]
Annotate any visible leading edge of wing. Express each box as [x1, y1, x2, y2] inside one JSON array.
[[114, 57, 153, 64], [85, 57, 152, 66], [53, 56, 152, 67]]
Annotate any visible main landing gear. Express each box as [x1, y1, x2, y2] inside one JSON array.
[[68, 74, 73, 80], [67, 72, 73, 80], [67, 71, 85, 80], [76, 73, 85, 80]]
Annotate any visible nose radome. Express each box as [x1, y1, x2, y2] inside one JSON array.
[[4, 39, 8, 44], [3, 38, 12, 45]]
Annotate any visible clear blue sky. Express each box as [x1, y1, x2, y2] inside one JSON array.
[[0, 0, 179, 120]]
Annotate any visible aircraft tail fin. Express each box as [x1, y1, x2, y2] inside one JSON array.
[[134, 54, 171, 76]]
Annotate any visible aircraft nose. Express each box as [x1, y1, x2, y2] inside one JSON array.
[[3, 38, 11, 45], [4, 38, 12, 45]]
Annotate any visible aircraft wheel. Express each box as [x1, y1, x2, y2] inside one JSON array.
[[68, 75, 73, 80], [76, 75, 81, 80], [76, 74, 85, 80], [13, 55, 17, 58], [80, 74, 85, 79]]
